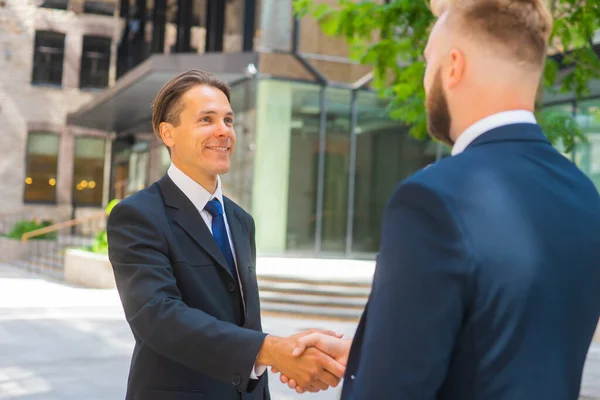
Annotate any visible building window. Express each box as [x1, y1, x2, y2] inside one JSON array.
[[83, 1, 116, 16], [110, 138, 150, 200], [80, 36, 111, 89], [39, 0, 68, 10], [32, 31, 65, 86], [24, 132, 60, 204], [73, 137, 105, 206]]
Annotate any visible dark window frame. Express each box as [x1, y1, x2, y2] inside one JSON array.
[[31, 30, 66, 87], [83, 1, 116, 16], [39, 0, 69, 10], [23, 132, 61, 205], [80, 35, 112, 90]]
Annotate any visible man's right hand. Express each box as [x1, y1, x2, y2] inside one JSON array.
[[256, 331, 346, 392], [272, 332, 353, 393]]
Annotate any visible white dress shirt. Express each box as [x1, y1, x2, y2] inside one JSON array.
[[451, 110, 537, 156], [167, 163, 266, 379]]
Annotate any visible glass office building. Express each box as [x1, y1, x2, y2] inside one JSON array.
[[65, 0, 600, 258]]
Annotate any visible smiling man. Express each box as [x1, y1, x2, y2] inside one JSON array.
[[106, 70, 346, 400]]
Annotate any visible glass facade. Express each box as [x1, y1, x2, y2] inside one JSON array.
[[542, 92, 600, 192], [575, 98, 600, 190], [352, 92, 438, 254], [252, 79, 436, 257], [73, 137, 106, 206], [110, 137, 150, 200], [24, 132, 60, 204]]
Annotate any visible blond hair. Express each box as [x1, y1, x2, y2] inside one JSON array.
[[430, 0, 553, 67]]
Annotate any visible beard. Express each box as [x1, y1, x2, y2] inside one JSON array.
[[426, 68, 454, 147]]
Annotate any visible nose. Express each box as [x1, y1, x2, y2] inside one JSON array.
[[214, 121, 232, 137]]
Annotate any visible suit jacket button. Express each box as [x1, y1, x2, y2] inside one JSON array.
[[228, 282, 236, 292], [232, 375, 241, 385]]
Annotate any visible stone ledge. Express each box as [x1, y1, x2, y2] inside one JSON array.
[[64, 249, 115, 289]]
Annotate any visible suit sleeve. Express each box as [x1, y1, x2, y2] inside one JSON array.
[[107, 201, 267, 392], [349, 182, 474, 399]]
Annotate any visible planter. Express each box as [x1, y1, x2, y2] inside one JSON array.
[[64, 249, 115, 289], [0, 237, 27, 262]]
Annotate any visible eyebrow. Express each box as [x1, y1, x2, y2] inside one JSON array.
[[198, 110, 235, 117]]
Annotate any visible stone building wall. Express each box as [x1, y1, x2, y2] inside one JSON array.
[[0, 0, 119, 217]]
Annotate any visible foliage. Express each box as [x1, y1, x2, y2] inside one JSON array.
[[5, 219, 56, 240], [85, 199, 120, 255], [294, 0, 600, 152], [91, 230, 108, 255]]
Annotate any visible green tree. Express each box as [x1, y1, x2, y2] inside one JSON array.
[[293, 0, 600, 152]]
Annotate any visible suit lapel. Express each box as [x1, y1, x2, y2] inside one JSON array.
[[158, 175, 233, 279], [224, 197, 252, 308]]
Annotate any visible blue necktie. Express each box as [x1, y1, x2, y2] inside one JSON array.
[[204, 199, 237, 279]]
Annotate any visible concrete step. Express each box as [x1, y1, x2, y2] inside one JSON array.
[[256, 273, 372, 319], [258, 274, 371, 287], [257, 280, 370, 298], [260, 301, 363, 320], [259, 291, 368, 309]]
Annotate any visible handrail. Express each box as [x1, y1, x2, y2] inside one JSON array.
[[21, 212, 106, 243]]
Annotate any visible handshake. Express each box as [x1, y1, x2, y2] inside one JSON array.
[[256, 329, 352, 394]]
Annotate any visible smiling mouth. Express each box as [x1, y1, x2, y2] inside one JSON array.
[[206, 146, 230, 152]]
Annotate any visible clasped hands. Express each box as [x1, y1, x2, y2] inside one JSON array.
[[256, 329, 352, 394]]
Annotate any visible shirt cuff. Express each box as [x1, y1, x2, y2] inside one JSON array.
[[250, 363, 267, 380]]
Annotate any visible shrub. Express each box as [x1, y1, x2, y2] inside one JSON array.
[[6, 219, 57, 240], [85, 198, 120, 254]]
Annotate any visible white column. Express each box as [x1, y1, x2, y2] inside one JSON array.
[[251, 80, 293, 253]]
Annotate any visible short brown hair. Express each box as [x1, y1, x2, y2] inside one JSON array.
[[151, 69, 231, 143], [431, 0, 553, 67]]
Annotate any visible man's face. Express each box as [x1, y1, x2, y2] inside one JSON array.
[[423, 15, 454, 146], [165, 85, 236, 179]]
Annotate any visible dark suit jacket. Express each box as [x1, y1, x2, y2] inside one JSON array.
[[342, 124, 600, 400], [107, 175, 270, 400]]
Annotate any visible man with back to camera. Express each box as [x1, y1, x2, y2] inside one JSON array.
[[106, 69, 346, 399], [274, 0, 600, 398]]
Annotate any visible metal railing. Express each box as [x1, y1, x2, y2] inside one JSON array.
[[0, 212, 107, 278]]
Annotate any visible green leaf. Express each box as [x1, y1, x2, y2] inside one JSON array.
[[292, 0, 314, 18], [320, 11, 342, 36], [543, 58, 560, 88], [105, 199, 120, 215], [312, 3, 330, 19]]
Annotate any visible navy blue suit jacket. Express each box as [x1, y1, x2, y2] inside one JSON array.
[[341, 124, 600, 399]]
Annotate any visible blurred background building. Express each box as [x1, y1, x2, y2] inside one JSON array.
[[0, 0, 599, 260]]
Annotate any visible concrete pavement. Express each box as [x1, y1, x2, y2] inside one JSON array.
[[0, 263, 598, 399]]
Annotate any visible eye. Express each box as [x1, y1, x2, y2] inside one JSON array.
[[225, 117, 234, 124], [200, 116, 211, 123]]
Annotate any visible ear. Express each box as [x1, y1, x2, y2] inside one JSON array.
[[446, 48, 466, 89], [159, 122, 175, 148]]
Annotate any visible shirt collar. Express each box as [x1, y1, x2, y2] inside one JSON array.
[[451, 110, 537, 156], [167, 163, 224, 212]]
